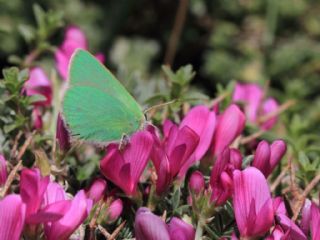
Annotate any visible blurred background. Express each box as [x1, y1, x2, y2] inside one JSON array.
[[1, 0, 320, 133]]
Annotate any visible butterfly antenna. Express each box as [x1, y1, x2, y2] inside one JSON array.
[[143, 99, 177, 115]]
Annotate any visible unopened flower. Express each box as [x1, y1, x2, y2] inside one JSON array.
[[135, 207, 170, 240], [86, 178, 107, 204], [0, 194, 26, 240], [233, 167, 274, 238], [56, 114, 71, 151], [168, 217, 195, 240], [100, 131, 153, 196], [210, 148, 242, 205], [211, 104, 245, 156], [252, 140, 287, 177], [106, 198, 123, 223], [55, 26, 105, 80], [188, 171, 205, 195]]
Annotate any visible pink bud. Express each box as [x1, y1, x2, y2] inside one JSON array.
[[135, 207, 170, 240], [188, 171, 205, 195], [168, 217, 195, 240], [211, 104, 245, 156], [233, 167, 274, 238], [24, 67, 52, 106], [0, 194, 26, 240], [56, 114, 70, 151], [0, 155, 7, 186], [269, 140, 287, 172], [106, 199, 123, 223], [86, 178, 107, 204], [300, 199, 311, 235], [32, 107, 43, 130], [252, 140, 286, 177]]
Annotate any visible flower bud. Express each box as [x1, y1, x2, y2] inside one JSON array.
[[188, 171, 205, 195]]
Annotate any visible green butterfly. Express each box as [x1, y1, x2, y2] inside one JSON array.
[[62, 49, 146, 144]]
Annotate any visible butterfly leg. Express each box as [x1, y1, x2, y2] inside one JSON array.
[[118, 133, 130, 151]]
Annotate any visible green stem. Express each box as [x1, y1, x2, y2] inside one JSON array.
[[195, 219, 203, 240]]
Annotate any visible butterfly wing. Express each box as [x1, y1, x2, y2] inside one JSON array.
[[63, 49, 144, 143]]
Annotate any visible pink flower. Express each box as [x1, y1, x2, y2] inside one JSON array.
[[149, 122, 199, 194], [188, 171, 205, 195], [86, 178, 107, 204], [20, 168, 50, 222], [211, 104, 245, 156], [232, 83, 279, 130], [261, 98, 279, 130], [43, 182, 67, 205], [100, 131, 153, 196], [44, 190, 91, 240], [210, 148, 242, 205], [55, 26, 105, 80], [178, 105, 216, 177], [311, 203, 320, 240], [24, 67, 52, 106], [168, 217, 195, 240], [0, 194, 26, 240], [56, 114, 70, 151], [0, 155, 7, 186], [135, 207, 170, 240], [252, 140, 287, 177], [276, 214, 307, 240], [106, 198, 123, 223], [233, 167, 274, 238], [233, 83, 263, 123]]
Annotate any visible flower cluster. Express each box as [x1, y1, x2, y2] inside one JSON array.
[[1, 25, 318, 240]]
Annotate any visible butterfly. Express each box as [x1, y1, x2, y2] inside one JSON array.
[[62, 49, 146, 145]]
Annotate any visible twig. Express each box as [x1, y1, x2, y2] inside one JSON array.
[[292, 174, 320, 220], [10, 131, 23, 160], [0, 132, 34, 197], [164, 0, 189, 66], [240, 130, 265, 145], [108, 221, 126, 240], [209, 92, 229, 109], [258, 99, 296, 124], [271, 165, 289, 192], [97, 225, 111, 239]]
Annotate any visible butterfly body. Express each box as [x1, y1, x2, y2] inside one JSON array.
[[62, 49, 145, 144]]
